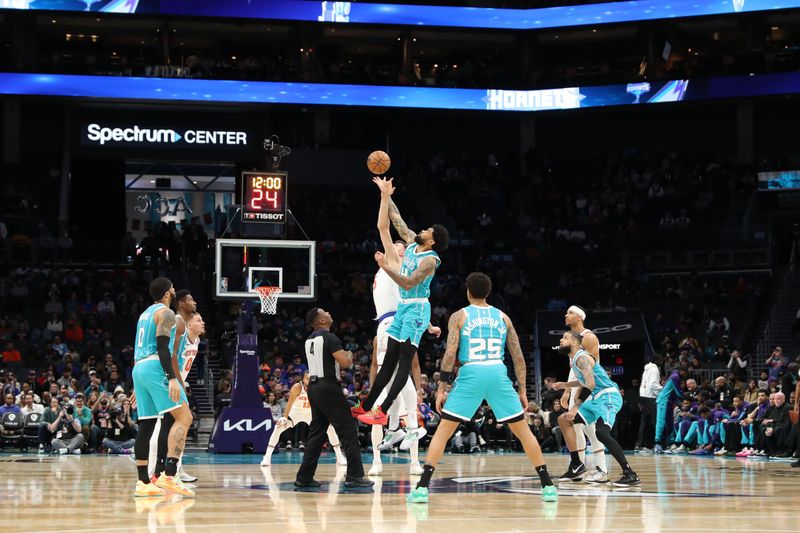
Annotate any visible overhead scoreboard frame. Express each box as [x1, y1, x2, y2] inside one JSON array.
[[240, 170, 288, 224]]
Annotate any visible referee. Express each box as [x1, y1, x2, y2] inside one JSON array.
[[295, 307, 374, 489]]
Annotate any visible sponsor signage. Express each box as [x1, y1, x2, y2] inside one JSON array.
[[84, 123, 248, 147]]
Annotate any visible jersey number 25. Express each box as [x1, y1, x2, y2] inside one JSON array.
[[468, 338, 502, 361]]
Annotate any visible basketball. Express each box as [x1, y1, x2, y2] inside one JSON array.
[[367, 150, 391, 175]]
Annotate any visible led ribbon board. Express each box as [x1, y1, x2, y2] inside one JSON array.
[[2, 72, 800, 112], [3, 0, 800, 31]]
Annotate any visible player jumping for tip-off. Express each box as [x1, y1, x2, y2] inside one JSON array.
[[354, 178, 449, 425], [367, 177, 436, 475]]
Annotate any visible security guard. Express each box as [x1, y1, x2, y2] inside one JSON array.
[[294, 307, 374, 489]]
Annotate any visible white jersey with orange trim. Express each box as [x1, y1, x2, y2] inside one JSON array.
[[177, 332, 200, 382], [568, 328, 595, 409], [373, 268, 400, 320], [288, 383, 312, 424]]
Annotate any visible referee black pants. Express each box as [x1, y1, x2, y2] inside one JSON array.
[[636, 397, 657, 449], [296, 380, 364, 481]]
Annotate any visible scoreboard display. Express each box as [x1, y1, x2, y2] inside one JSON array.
[[241, 171, 287, 224]]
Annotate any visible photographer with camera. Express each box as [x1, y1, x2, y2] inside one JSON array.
[[72, 393, 93, 447], [101, 405, 136, 454], [46, 398, 84, 454], [92, 392, 113, 447]]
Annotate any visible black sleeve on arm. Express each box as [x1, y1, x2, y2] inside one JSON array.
[[156, 335, 176, 380], [325, 333, 344, 353]]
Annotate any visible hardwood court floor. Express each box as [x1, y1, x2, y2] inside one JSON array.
[[2, 451, 799, 532]]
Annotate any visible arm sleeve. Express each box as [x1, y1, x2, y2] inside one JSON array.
[[156, 335, 176, 380]]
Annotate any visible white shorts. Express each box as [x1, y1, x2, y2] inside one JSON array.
[[287, 408, 311, 426]]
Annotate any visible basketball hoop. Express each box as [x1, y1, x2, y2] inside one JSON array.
[[253, 286, 281, 315]]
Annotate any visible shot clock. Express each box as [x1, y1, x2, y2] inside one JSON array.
[[241, 171, 287, 223]]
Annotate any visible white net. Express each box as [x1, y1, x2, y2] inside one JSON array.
[[254, 286, 281, 315]]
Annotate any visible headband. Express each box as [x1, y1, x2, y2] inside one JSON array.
[[568, 305, 586, 321]]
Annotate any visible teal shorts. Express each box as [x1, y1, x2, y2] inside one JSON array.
[[132, 358, 187, 420], [442, 362, 523, 422], [386, 300, 431, 348], [578, 390, 623, 429]]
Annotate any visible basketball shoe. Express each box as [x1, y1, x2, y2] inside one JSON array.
[[378, 429, 406, 451], [351, 402, 367, 418], [406, 486, 429, 503], [542, 485, 558, 502], [400, 427, 427, 451], [134, 480, 166, 498], [358, 407, 388, 425], [557, 463, 586, 482], [155, 473, 196, 497]]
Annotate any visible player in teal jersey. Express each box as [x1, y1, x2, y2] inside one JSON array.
[[131, 278, 194, 498], [407, 273, 557, 504], [357, 178, 449, 425], [151, 290, 198, 484], [554, 331, 641, 487]]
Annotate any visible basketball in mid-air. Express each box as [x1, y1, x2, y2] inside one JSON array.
[[367, 150, 391, 175]]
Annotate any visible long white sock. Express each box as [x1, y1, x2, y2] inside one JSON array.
[[574, 422, 587, 464], [262, 424, 285, 463], [583, 423, 607, 473], [147, 418, 162, 477], [326, 426, 345, 461], [388, 414, 401, 432], [371, 424, 383, 464]]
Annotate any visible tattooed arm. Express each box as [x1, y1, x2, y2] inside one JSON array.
[[572, 353, 596, 405], [378, 255, 436, 291], [435, 310, 463, 413], [503, 314, 528, 407], [387, 197, 417, 244]]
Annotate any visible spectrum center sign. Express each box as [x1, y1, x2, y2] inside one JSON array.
[[85, 123, 248, 147]]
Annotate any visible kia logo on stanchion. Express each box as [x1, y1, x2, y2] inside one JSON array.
[[223, 418, 273, 432]]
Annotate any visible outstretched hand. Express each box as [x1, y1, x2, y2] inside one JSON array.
[[372, 176, 395, 196], [374, 251, 387, 268]]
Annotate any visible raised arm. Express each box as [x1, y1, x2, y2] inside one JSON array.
[[504, 314, 529, 409], [373, 177, 401, 268], [378, 255, 436, 291], [387, 197, 417, 244]]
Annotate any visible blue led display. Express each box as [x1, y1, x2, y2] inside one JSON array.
[[4, 0, 800, 30], [1, 72, 800, 112]]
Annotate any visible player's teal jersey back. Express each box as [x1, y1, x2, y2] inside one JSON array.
[[398, 243, 440, 299], [134, 303, 166, 362], [458, 305, 507, 364], [571, 349, 619, 395]]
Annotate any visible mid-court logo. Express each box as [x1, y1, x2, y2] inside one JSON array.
[[85, 123, 248, 147]]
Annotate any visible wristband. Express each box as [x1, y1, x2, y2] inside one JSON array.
[[440, 371, 455, 384]]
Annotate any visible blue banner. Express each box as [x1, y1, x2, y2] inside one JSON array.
[[3, 0, 800, 30], [2, 71, 800, 112]]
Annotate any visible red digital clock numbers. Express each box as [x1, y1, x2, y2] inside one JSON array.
[[241, 171, 287, 224]]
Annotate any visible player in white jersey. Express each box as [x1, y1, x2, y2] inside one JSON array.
[[560, 305, 608, 483], [260, 372, 347, 466], [366, 178, 437, 476], [148, 290, 199, 484]]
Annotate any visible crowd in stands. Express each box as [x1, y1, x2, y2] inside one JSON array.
[[0, 265, 200, 453]]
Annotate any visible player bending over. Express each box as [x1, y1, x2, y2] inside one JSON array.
[[261, 372, 348, 467], [554, 331, 640, 487]]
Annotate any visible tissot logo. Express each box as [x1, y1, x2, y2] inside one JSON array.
[[222, 418, 273, 432], [85, 123, 247, 146]]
